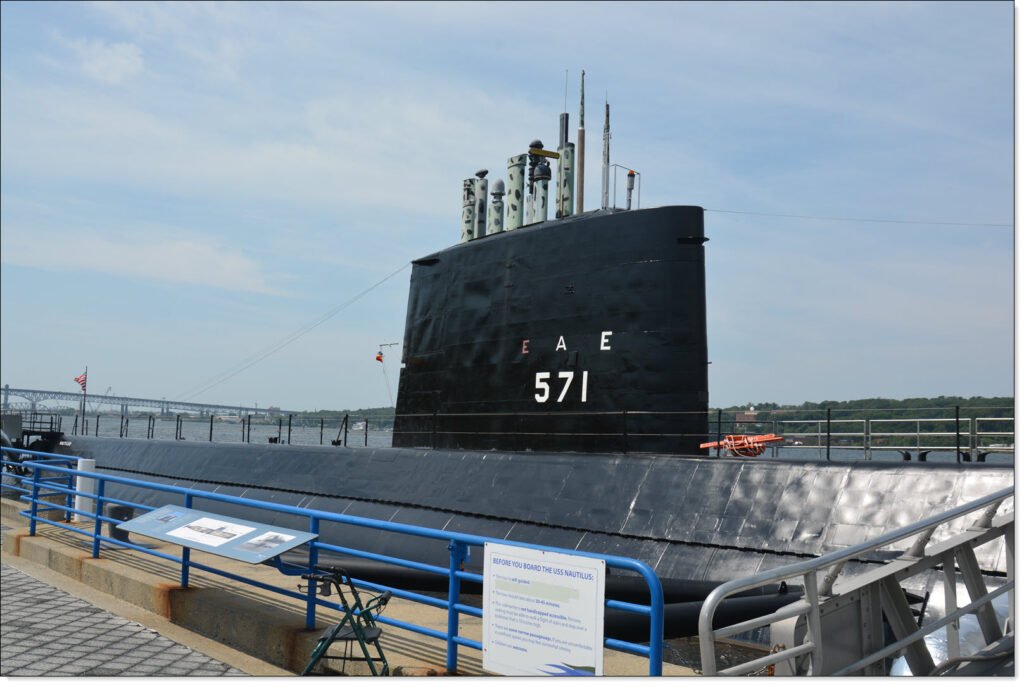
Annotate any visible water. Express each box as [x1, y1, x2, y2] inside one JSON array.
[[59, 415, 1013, 464], [67, 415, 394, 448]]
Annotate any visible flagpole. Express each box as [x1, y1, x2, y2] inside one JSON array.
[[81, 366, 87, 420], [377, 343, 399, 408]]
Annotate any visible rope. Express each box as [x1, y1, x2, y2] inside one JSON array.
[[175, 262, 410, 402]]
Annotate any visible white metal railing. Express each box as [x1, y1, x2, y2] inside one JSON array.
[[698, 486, 1013, 676], [772, 416, 1013, 460]]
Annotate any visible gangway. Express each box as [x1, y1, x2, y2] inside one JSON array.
[[697, 486, 1013, 676]]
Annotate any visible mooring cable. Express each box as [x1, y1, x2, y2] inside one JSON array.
[[175, 262, 410, 402]]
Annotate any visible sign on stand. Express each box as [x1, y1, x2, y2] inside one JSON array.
[[482, 543, 606, 676], [117, 505, 316, 564]]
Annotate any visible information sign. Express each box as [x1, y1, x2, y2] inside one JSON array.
[[117, 505, 316, 564], [482, 543, 606, 676]]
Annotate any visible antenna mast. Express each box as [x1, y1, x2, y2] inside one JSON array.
[[601, 99, 610, 210], [576, 70, 585, 214]]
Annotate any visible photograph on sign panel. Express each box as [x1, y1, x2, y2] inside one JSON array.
[[167, 517, 256, 547], [237, 531, 296, 553]]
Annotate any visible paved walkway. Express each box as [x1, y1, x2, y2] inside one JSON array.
[[1, 563, 245, 677]]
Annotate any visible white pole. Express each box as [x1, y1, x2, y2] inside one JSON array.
[[74, 458, 96, 523]]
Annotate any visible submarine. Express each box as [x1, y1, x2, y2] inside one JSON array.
[[57, 86, 1012, 639]]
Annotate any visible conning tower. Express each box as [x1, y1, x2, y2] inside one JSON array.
[[394, 94, 709, 454]]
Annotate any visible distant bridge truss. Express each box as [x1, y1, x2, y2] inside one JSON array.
[[1, 385, 298, 416]]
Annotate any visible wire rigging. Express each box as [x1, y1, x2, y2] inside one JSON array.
[[704, 208, 1011, 228], [175, 262, 410, 403]]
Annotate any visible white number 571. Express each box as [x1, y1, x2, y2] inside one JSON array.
[[534, 371, 589, 403]]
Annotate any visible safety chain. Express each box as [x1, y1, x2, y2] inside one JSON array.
[[749, 643, 787, 677]]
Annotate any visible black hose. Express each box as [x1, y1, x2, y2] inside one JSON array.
[[287, 553, 803, 639], [285, 553, 797, 603]]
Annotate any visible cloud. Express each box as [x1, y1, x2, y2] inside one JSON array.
[[65, 37, 144, 84], [0, 71, 550, 224], [0, 226, 280, 294]]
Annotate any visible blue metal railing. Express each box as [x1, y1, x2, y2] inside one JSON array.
[[1, 446, 665, 675]]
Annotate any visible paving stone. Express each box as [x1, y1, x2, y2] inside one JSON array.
[[1, 564, 246, 677]]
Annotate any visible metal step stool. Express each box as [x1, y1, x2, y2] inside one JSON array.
[[300, 568, 392, 676]]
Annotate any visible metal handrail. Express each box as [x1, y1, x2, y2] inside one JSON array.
[[41, 406, 1013, 464], [2, 446, 665, 676], [831, 583, 1012, 677], [697, 485, 1013, 676]]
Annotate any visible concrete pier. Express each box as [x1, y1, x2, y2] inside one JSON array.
[[0, 498, 694, 676]]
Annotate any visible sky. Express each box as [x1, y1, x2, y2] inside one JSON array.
[[0, 1, 1014, 412]]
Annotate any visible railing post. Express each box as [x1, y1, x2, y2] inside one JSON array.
[[364, 418, 369, 447], [972, 499, 1004, 529], [92, 480, 106, 558], [431, 411, 438, 449], [64, 466, 75, 522], [446, 540, 468, 674], [716, 409, 722, 458], [95, 415, 99, 437], [1006, 523, 1015, 633], [969, 415, 978, 461], [866, 418, 873, 460], [772, 418, 779, 458], [307, 516, 321, 630], [622, 409, 628, 454], [942, 551, 960, 661], [645, 568, 665, 676], [29, 466, 41, 536], [181, 493, 193, 588], [955, 406, 961, 464], [209, 414, 214, 442], [818, 561, 847, 597], [905, 525, 937, 557], [863, 419, 869, 461], [803, 570, 824, 675], [320, 418, 324, 445], [344, 414, 349, 447], [247, 415, 252, 443], [288, 414, 293, 445], [825, 409, 831, 461]]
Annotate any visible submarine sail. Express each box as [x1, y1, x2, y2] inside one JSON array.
[[393, 205, 710, 455]]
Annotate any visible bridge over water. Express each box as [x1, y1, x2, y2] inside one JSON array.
[[1, 385, 299, 416]]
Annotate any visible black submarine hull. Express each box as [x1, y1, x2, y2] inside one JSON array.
[[67, 436, 1012, 583]]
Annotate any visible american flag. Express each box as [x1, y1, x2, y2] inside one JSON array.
[[74, 371, 87, 392]]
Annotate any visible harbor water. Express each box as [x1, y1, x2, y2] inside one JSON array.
[[60, 414, 1013, 465], [66, 415, 394, 448]]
